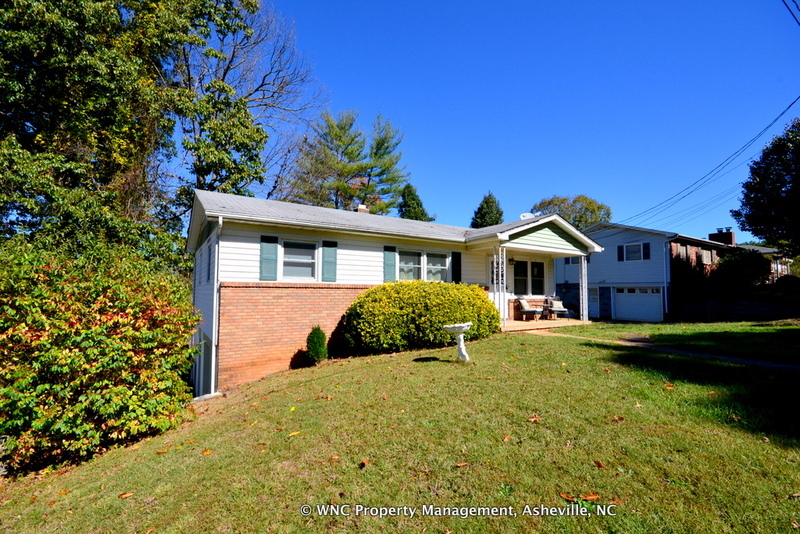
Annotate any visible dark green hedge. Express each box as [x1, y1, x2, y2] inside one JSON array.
[[343, 280, 500, 354]]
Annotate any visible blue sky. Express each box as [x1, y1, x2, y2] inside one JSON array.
[[279, 1, 800, 243]]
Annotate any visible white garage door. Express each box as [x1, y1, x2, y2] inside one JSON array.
[[614, 287, 663, 322]]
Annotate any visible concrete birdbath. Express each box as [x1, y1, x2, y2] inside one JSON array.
[[443, 322, 473, 362]]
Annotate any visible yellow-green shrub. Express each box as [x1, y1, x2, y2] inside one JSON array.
[[343, 281, 500, 354], [0, 239, 198, 473]]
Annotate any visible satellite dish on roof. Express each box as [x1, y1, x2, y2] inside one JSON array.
[[519, 213, 534, 220]]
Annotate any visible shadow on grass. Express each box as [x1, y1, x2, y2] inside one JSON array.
[[411, 356, 459, 364], [586, 341, 800, 443], [647, 328, 800, 366]]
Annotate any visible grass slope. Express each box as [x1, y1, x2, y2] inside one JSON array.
[[1, 332, 799, 533], [557, 320, 800, 365]]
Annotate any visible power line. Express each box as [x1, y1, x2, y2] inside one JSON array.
[[781, 0, 800, 28], [616, 94, 800, 228]]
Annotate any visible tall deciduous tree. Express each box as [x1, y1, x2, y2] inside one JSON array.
[[470, 191, 504, 228], [732, 118, 800, 256], [169, 3, 324, 222], [531, 194, 612, 230], [397, 184, 435, 221], [285, 111, 408, 214]]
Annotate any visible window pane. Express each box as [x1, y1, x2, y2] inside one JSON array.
[[513, 260, 528, 294], [284, 262, 314, 278], [283, 242, 315, 279], [426, 253, 447, 281], [625, 244, 642, 261], [284, 242, 315, 261], [531, 262, 544, 295], [399, 251, 421, 280]]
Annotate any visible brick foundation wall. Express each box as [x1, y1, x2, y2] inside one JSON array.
[[217, 282, 372, 389]]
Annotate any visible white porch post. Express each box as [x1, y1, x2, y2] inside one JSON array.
[[579, 255, 588, 321], [492, 247, 508, 324]]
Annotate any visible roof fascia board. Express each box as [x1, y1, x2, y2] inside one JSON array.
[[501, 242, 593, 256]]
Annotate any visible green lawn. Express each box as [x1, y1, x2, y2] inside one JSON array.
[[558, 320, 800, 366], [1, 332, 799, 533]]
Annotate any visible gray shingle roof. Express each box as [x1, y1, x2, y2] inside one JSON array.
[[191, 189, 545, 245]]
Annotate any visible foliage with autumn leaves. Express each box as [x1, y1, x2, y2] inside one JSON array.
[[0, 239, 198, 473]]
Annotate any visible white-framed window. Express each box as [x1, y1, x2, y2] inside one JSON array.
[[397, 250, 449, 281], [618, 242, 650, 262], [512, 260, 545, 295], [701, 249, 713, 264], [283, 241, 317, 280]]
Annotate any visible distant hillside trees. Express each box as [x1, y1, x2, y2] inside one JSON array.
[[531, 195, 612, 230]]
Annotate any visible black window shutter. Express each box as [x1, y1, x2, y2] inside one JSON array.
[[617, 245, 624, 262], [451, 252, 462, 283], [643, 242, 651, 260]]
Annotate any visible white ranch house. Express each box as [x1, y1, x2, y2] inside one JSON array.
[[187, 190, 602, 396]]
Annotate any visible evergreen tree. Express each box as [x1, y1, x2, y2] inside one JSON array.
[[397, 184, 435, 221], [285, 111, 408, 214], [470, 191, 504, 228]]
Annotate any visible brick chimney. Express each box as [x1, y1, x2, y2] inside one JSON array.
[[708, 227, 735, 245], [356, 204, 370, 214]]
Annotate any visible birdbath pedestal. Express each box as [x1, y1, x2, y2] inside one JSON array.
[[443, 322, 473, 362]]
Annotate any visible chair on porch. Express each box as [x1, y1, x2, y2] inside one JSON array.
[[517, 298, 544, 321], [547, 297, 571, 320]]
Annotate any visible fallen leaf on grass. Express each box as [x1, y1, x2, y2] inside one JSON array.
[[527, 414, 542, 423], [156, 449, 168, 454], [454, 462, 469, 468], [664, 383, 675, 390], [788, 492, 800, 500], [634, 402, 643, 408], [559, 492, 577, 503], [58, 490, 70, 495], [118, 492, 134, 499], [288, 431, 301, 437], [359, 459, 370, 469], [609, 498, 622, 506], [289, 407, 296, 412], [603, 368, 611, 373], [594, 460, 607, 469], [580, 492, 600, 502], [502, 435, 511, 442], [793, 521, 800, 529], [329, 455, 340, 462], [202, 449, 213, 455], [612, 415, 625, 423]]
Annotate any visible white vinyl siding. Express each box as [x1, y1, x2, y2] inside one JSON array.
[[557, 227, 668, 287], [217, 222, 464, 286], [194, 234, 217, 337]]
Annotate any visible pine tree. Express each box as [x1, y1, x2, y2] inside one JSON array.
[[286, 111, 408, 214], [470, 191, 504, 228], [397, 184, 435, 221]]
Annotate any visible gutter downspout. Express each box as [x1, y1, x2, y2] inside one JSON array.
[[212, 216, 223, 394], [663, 241, 670, 320]]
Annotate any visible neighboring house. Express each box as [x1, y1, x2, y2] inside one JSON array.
[[556, 222, 731, 322], [187, 190, 602, 396], [708, 228, 793, 282]]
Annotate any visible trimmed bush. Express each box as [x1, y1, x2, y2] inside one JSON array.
[[343, 280, 500, 354], [0, 240, 198, 472], [306, 325, 328, 364]]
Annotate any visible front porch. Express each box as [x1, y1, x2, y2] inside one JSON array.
[[500, 318, 590, 332]]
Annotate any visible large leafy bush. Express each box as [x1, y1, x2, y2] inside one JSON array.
[[343, 281, 500, 354], [0, 239, 198, 472]]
